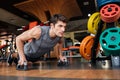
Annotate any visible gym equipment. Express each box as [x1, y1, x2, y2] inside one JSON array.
[[7, 53, 14, 66], [111, 55, 120, 68], [96, 0, 120, 10], [0, 45, 8, 49], [63, 38, 73, 48], [116, 20, 120, 27], [62, 48, 70, 56], [16, 61, 28, 70], [100, 27, 120, 56], [7, 54, 18, 66], [29, 21, 38, 29], [57, 59, 69, 66], [0, 44, 8, 61], [69, 46, 80, 55], [7, 34, 17, 66], [100, 4, 120, 23], [96, 60, 111, 69], [87, 12, 100, 34], [80, 36, 100, 60], [87, 12, 106, 34]]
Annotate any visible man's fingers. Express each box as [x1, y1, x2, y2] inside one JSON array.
[[18, 60, 26, 65]]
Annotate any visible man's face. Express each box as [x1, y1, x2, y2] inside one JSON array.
[[52, 20, 67, 37]]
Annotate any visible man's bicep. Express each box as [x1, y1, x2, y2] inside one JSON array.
[[17, 30, 33, 41], [17, 26, 40, 41]]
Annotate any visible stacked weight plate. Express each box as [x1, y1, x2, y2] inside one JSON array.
[[80, 0, 120, 62], [98, 0, 120, 67], [98, 0, 120, 56]]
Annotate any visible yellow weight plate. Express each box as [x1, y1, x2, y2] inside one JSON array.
[[87, 12, 106, 34], [87, 12, 100, 34]]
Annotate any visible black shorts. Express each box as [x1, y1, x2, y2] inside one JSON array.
[[25, 55, 44, 62], [17, 53, 44, 62], [25, 56, 38, 62]]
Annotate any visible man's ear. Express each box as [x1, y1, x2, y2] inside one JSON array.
[[50, 23, 54, 28], [50, 23, 53, 26]]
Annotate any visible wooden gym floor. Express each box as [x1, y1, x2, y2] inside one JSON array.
[[0, 57, 120, 80]]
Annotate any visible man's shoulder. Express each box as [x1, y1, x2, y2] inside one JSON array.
[[40, 26, 50, 32], [40, 26, 50, 29]]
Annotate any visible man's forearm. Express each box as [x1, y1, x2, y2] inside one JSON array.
[[16, 37, 26, 59]]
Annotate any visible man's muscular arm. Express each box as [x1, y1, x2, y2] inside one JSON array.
[[58, 38, 67, 61], [16, 26, 41, 65]]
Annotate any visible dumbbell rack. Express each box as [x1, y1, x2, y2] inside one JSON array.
[[91, 0, 120, 67], [91, 21, 116, 64]]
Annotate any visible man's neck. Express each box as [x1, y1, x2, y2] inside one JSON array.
[[49, 29, 57, 39]]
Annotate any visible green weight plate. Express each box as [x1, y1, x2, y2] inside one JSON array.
[[100, 27, 120, 56]]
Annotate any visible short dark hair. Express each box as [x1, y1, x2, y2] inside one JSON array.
[[49, 14, 68, 24]]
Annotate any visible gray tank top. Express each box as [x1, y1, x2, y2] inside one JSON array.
[[24, 26, 61, 58]]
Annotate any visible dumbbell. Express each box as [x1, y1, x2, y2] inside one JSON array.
[[16, 61, 28, 71], [57, 59, 69, 66]]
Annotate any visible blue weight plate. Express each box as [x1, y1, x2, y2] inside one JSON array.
[[96, 0, 120, 10]]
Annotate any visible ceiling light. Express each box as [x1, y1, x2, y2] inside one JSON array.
[[88, 14, 91, 17]]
